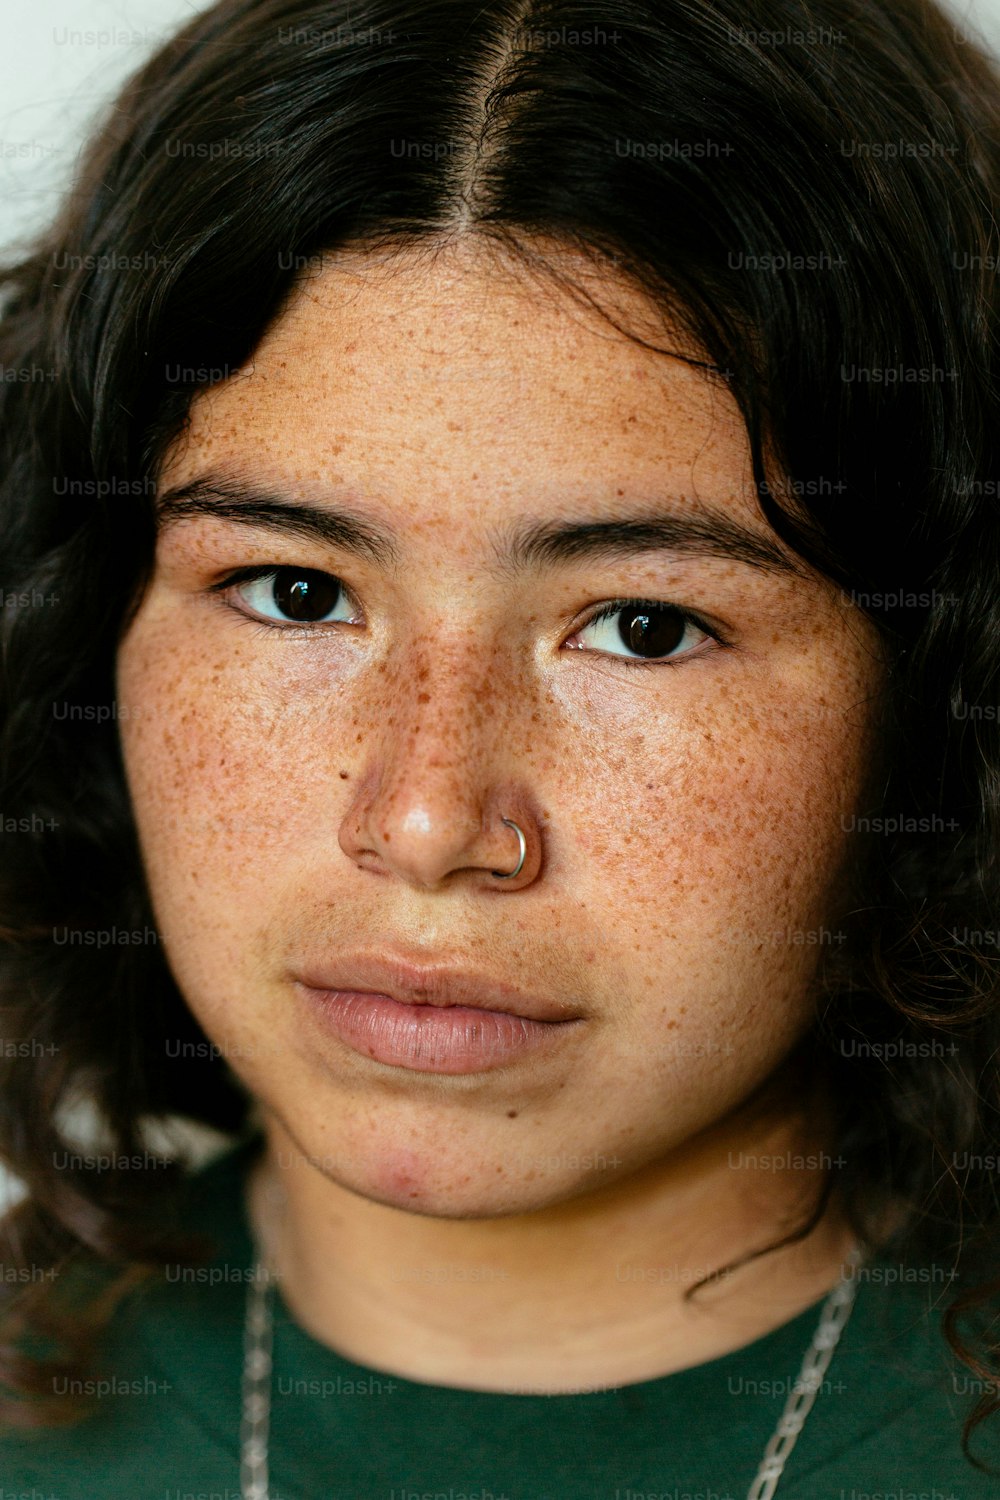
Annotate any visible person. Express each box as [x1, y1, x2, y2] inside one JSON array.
[[0, 0, 999, 1495]]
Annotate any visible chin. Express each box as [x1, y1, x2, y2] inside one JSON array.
[[292, 1127, 592, 1220]]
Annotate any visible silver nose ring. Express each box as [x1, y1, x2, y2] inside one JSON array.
[[491, 817, 526, 879]]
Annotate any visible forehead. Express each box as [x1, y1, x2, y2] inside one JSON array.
[[161, 237, 760, 535]]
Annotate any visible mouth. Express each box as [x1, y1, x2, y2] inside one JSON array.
[[292, 951, 585, 1075]]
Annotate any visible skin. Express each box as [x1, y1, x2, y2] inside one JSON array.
[[115, 235, 886, 1393]]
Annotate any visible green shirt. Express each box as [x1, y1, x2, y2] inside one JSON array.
[[1, 1134, 997, 1500]]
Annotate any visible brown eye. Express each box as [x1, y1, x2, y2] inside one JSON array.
[[233, 567, 353, 625], [574, 601, 710, 664]]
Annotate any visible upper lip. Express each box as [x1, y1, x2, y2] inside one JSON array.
[[293, 952, 582, 1024]]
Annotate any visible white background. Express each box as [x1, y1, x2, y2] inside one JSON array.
[[2, 0, 1000, 252]]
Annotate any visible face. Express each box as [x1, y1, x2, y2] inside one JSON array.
[[116, 237, 884, 1219]]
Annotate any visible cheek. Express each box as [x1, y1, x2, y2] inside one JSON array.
[[115, 617, 349, 1064], [113, 615, 308, 972], [571, 687, 872, 1071], [116, 614, 336, 848], [573, 679, 867, 930]]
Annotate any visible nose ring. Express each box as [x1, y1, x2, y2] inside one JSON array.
[[491, 817, 527, 879]]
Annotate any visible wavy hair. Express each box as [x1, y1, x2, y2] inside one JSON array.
[[1, 0, 1000, 1466]]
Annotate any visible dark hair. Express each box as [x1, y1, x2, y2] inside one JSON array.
[[2, 0, 1000, 1464]]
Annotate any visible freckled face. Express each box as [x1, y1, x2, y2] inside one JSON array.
[[115, 239, 883, 1216]]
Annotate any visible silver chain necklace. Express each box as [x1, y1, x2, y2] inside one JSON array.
[[239, 1244, 864, 1500]]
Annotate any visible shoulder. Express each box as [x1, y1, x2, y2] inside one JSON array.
[[785, 1255, 1000, 1493], [0, 1134, 262, 1500]]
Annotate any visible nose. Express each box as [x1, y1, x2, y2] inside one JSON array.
[[337, 635, 541, 890]]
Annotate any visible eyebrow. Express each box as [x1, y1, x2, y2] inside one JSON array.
[[155, 474, 803, 580]]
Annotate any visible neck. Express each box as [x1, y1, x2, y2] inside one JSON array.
[[245, 1071, 857, 1393]]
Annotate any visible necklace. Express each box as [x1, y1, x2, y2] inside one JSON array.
[[239, 1243, 864, 1500]]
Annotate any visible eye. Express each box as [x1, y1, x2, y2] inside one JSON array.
[[212, 565, 359, 626], [569, 599, 717, 666]]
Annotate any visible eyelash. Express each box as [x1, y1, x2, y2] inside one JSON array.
[[206, 565, 730, 669]]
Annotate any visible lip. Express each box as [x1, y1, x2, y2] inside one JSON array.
[[293, 952, 583, 1025], [298, 988, 582, 1074]]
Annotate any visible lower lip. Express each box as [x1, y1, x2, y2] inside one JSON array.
[[297, 987, 580, 1074]]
